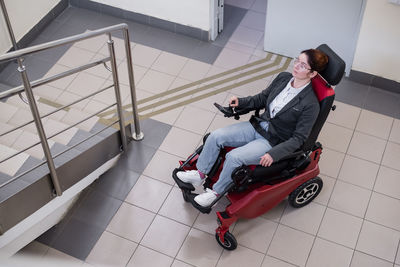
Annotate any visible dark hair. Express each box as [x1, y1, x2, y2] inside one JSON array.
[[301, 49, 329, 72]]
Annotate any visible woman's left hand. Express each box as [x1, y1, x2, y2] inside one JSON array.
[[260, 153, 274, 167]]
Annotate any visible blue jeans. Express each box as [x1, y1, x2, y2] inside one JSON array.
[[196, 121, 272, 194]]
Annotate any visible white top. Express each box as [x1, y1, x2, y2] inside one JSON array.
[[269, 78, 309, 118]]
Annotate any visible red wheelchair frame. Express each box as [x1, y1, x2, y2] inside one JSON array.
[[172, 44, 345, 250]]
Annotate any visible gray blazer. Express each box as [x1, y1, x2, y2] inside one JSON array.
[[237, 72, 320, 162]]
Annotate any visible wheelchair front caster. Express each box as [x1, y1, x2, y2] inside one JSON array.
[[215, 231, 237, 250], [288, 176, 323, 208]]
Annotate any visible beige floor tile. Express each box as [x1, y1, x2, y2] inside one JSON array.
[[232, 217, 278, 253], [174, 106, 215, 135], [375, 166, 400, 200], [229, 78, 269, 98], [131, 44, 162, 68], [55, 91, 90, 110], [143, 150, 181, 185], [176, 228, 223, 267], [83, 53, 114, 80], [44, 63, 77, 90], [0, 102, 20, 124], [41, 248, 83, 267], [190, 92, 229, 114], [397, 245, 400, 265], [178, 59, 211, 81], [7, 109, 34, 129], [10, 130, 39, 151], [356, 220, 400, 262], [137, 69, 175, 94], [318, 148, 345, 178], [159, 187, 199, 225], [314, 175, 335, 206], [115, 62, 147, 87], [141, 215, 190, 257], [106, 202, 155, 243], [127, 245, 173, 267], [318, 122, 353, 153], [328, 180, 371, 218], [150, 105, 184, 125], [389, 119, 400, 144], [74, 33, 108, 53], [347, 132, 387, 164], [338, 155, 379, 189], [261, 256, 297, 267], [61, 108, 99, 132], [43, 119, 78, 145], [171, 259, 192, 267], [365, 192, 400, 231], [214, 47, 252, 69], [306, 238, 353, 267], [218, 245, 264, 267], [83, 99, 109, 114], [66, 72, 106, 97], [318, 208, 363, 248], [326, 101, 360, 130], [356, 109, 393, 139], [280, 202, 325, 235], [159, 127, 202, 158], [193, 199, 231, 234], [0, 122, 23, 147], [382, 141, 400, 171], [350, 251, 393, 267], [34, 84, 64, 101], [57, 46, 96, 68], [151, 51, 188, 76], [267, 224, 314, 267], [0, 147, 28, 176], [86, 231, 137, 267], [7, 241, 49, 267], [125, 175, 172, 213]]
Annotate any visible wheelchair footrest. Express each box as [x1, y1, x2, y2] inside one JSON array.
[[172, 168, 195, 191], [184, 192, 212, 214]]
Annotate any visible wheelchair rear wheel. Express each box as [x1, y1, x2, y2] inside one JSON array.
[[288, 177, 323, 208], [215, 232, 237, 250]]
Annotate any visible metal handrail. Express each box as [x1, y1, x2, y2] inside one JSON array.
[[0, 22, 144, 195]]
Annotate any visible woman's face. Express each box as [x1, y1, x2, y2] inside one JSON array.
[[292, 53, 314, 80]]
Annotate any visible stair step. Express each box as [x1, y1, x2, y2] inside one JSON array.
[[0, 144, 30, 176]]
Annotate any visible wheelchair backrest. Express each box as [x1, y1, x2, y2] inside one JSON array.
[[301, 44, 346, 152]]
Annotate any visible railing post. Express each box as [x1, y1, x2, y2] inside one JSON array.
[[107, 34, 128, 151], [18, 64, 62, 196], [123, 28, 144, 141]]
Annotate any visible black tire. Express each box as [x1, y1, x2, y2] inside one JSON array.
[[288, 177, 323, 208], [215, 232, 237, 250]]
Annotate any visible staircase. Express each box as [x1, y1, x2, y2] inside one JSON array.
[[0, 23, 142, 258]]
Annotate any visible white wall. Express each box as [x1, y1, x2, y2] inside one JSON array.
[[352, 0, 400, 82], [92, 0, 210, 31], [0, 0, 61, 54], [263, 0, 365, 75]]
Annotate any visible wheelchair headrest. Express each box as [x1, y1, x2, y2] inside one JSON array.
[[316, 44, 346, 86]]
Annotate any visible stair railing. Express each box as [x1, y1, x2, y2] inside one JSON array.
[[0, 23, 143, 196]]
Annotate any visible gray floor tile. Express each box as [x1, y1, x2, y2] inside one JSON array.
[[70, 189, 122, 229], [334, 78, 369, 108], [51, 217, 104, 260], [91, 165, 140, 201], [191, 43, 224, 64], [0, 179, 29, 202], [118, 141, 157, 173], [138, 118, 172, 149], [364, 86, 400, 119], [0, 172, 12, 185]]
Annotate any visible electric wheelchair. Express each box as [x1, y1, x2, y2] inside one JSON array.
[[172, 44, 345, 250]]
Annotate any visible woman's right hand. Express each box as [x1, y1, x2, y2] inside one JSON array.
[[229, 96, 239, 107]]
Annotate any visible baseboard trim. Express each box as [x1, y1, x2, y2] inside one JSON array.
[[349, 70, 400, 94]]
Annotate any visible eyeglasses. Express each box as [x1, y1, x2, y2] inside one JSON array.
[[293, 57, 312, 71]]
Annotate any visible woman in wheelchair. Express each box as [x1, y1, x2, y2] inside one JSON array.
[[176, 48, 329, 207]]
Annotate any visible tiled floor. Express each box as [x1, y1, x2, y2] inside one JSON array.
[[2, 0, 400, 267]]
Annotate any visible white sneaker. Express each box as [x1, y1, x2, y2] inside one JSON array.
[[194, 188, 218, 207], [176, 170, 203, 186]]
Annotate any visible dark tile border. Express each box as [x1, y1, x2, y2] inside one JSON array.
[[69, 0, 209, 41], [0, 0, 69, 73], [349, 69, 400, 94]]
